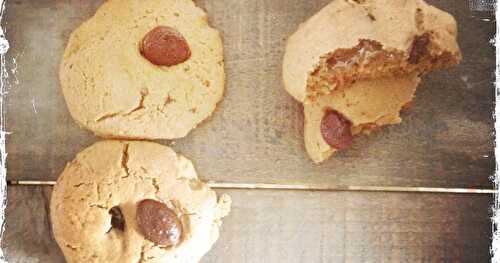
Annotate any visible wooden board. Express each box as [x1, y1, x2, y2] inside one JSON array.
[[3, 0, 495, 188], [2, 0, 495, 261], [2, 186, 493, 262]]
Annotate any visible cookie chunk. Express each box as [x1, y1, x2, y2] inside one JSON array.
[[283, 0, 461, 102], [60, 0, 225, 139], [282, 0, 461, 163], [50, 141, 231, 263], [305, 76, 419, 163]]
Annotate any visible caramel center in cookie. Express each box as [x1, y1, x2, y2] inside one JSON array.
[[320, 109, 353, 150], [140, 26, 191, 66], [136, 199, 183, 246]]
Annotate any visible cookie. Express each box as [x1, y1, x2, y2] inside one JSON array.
[[60, 0, 225, 139], [50, 141, 231, 263], [283, 0, 461, 102], [305, 76, 419, 163], [282, 0, 461, 163]]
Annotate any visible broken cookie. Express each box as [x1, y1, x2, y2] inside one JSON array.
[[282, 0, 461, 163], [50, 141, 231, 263], [305, 76, 420, 163]]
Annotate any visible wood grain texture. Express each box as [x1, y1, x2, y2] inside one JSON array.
[[2, 186, 493, 262], [4, 0, 495, 188]]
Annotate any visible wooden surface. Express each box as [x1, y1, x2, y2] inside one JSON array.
[[3, 186, 493, 263], [2, 0, 495, 262], [4, 0, 495, 188]]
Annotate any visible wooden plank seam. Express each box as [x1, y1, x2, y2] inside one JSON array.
[[7, 180, 497, 194]]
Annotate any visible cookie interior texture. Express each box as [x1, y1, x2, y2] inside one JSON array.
[[59, 0, 225, 139], [282, 0, 461, 163], [305, 76, 419, 163], [50, 141, 231, 263], [307, 35, 458, 100], [283, 0, 461, 102]]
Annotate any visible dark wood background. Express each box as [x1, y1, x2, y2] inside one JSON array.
[[2, 0, 495, 262]]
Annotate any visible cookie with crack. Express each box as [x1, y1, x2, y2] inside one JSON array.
[[283, 0, 461, 102], [50, 141, 231, 263], [60, 0, 224, 139], [282, 0, 461, 163]]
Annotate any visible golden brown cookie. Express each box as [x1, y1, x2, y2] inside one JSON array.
[[283, 0, 461, 102], [282, 0, 461, 163], [50, 141, 231, 263], [304, 76, 420, 163], [60, 0, 225, 139]]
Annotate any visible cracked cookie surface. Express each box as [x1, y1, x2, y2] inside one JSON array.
[[282, 0, 461, 163], [50, 141, 231, 263], [60, 0, 225, 139]]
